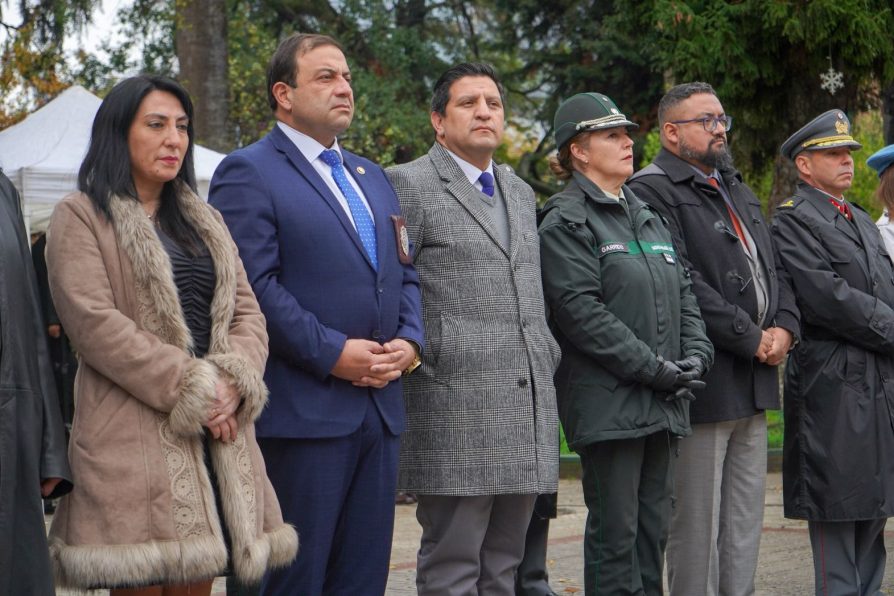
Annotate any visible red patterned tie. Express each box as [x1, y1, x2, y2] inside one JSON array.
[[829, 198, 852, 220], [709, 177, 750, 253]]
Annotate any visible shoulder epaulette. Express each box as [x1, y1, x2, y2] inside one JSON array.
[[542, 193, 587, 224], [777, 198, 798, 209]]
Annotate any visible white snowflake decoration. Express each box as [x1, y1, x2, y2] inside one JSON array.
[[820, 65, 844, 95]]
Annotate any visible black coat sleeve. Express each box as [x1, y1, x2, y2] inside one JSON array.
[[772, 209, 894, 354]]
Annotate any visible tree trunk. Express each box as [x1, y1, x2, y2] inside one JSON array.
[[175, 0, 230, 152]]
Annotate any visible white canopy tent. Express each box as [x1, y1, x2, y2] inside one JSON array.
[[0, 85, 226, 234]]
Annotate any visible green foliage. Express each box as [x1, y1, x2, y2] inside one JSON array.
[[559, 425, 571, 455], [639, 129, 662, 169], [0, 0, 97, 125], [646, 0, 894, 189], [227, 0, 279, 145], [849, 111, 886, 219], [767, 409, 783, 450]]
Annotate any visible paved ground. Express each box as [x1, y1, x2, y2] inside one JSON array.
[[52, 472, 894, 594]]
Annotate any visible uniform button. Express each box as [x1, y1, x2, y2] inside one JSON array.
[[518, 378, 528, 388], [377, 287, 384, 294]]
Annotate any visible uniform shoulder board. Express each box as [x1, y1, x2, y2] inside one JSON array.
[[545, 194, 587, 225]]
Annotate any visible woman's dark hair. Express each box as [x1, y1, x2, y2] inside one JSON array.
[[549, 132, 591, 180], [79, 74, 202, 253]]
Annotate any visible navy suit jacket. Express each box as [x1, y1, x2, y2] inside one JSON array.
[[209, 125, 424, 439]]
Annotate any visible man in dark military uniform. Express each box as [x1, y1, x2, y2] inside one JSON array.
[[773, 109, 894, 596]]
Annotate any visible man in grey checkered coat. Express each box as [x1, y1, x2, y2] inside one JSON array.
[[386, 63, 560, 595]]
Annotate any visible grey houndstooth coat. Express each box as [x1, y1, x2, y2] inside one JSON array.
[[386, 143, 560, 495]]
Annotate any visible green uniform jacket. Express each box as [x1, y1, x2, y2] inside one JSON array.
[[539, 173, 713, 450]]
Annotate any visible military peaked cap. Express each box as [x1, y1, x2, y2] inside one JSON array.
[[780, 109, 862, 161], [554, 92, 638, 151]]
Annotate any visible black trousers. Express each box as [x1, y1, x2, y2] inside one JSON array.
[[579, 431, 676, 595], [515, 493, 558, 596]]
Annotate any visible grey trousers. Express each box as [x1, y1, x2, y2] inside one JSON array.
[[415, 493, 537, 596], [667, 413, 767, 596], [808, 519, 887, 596]]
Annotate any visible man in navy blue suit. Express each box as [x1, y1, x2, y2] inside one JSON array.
[[209, 33, 424, 595]]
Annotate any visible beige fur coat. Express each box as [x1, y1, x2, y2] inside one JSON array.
[[45, 187, 297, 589]]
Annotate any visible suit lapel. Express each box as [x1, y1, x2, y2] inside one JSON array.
[[801, 185, 870, 280], [343, 150, 386, 274], [801, 184, 862, 246], [269, 127, 376, 272], [493, 163, 519, 260], [429, 143, 509, 257]]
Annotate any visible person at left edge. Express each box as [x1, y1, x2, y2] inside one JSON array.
[[209, 33, 424, 595], [0, 170, 72, 596]]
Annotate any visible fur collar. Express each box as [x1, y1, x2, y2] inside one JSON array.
[[108, 186, 236, 355]]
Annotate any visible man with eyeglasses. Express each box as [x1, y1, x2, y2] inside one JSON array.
[[628, 81, 799, 596], [772, 110, 894, 596]]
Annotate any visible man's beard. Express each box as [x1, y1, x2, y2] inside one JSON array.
[[680, 135, 734, 171]]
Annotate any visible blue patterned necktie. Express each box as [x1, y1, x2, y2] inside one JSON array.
[[320, 149, 378, 270], [478, 171, 495, 197]]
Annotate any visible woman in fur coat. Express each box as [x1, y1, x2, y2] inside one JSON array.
[[45, 75, 297, 595]]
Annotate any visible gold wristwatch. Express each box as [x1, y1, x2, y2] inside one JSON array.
[[403, 341, 422, 376]]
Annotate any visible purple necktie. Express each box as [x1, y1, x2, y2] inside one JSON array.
[[478, 172, 495, 197]]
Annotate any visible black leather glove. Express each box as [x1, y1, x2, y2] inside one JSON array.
[[638, 357, 684, 392], [668, 386, 697, 402], [673, 355, 706, 382]]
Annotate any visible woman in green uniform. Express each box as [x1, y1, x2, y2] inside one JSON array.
[[538, 92, 713, 595]]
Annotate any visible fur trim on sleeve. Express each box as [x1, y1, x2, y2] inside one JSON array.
[[265, 524, 299, 570], [205, 352, 268, 424], [169, 358, 218, 436]]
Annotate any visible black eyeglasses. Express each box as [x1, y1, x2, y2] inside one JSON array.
[[670, 114, 733, 132]]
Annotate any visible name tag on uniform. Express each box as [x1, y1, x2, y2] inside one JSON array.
[[598, 242, 628, 256]]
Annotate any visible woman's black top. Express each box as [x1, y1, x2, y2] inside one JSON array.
[[156, 225, 215, 357]]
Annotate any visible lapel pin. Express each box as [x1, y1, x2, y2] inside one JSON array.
[[356, 166, 366, 175]]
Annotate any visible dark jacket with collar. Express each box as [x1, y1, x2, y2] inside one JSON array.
[[773, 182, 894, 520], [0, 172, 72, 595], [628, 148, 799, 424], [538, 172, 713, 448]]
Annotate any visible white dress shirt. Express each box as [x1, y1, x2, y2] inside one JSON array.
[[443, 148, 495, 194]]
